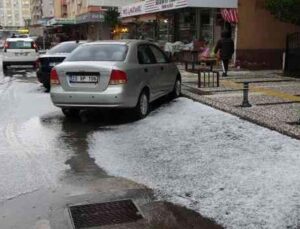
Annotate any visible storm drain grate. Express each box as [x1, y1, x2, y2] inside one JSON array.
[[69, 199, 143, 228]]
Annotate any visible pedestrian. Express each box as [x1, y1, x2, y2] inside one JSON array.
[[214, 31, 234, 77]]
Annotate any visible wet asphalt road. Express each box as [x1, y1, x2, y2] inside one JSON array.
[[0, 57, 148, 228], [0, 56, 219, 229]]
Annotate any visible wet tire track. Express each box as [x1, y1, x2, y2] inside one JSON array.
[[4, 121, 58, 187]]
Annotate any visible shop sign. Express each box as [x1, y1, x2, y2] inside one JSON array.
[[76, 12, 104, 24], [145, 0, 188, 13], [121, 2, 145, 18], [47, 18, 76, 26], [37, 18, 51, 26], [121, 0, 238, 18]]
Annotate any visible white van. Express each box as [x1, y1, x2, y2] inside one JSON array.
[[2, 38, 39, 71]]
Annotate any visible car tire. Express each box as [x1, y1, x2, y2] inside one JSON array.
[[134, 90, 149, 119], [62, 108, 79, 118], [2, 62, 8, 72], [170, 77, 181, 99], [43, 82, 50, 92]]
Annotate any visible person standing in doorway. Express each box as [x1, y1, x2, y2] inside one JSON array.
[[214, 31, 234, 77]]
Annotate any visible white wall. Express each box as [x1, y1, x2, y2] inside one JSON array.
[[42, 0, 54, 18]]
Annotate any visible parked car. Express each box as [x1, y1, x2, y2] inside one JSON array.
[[36, 41, 86, 91], [50, 40, 181, 119], [2, 38, 39, 71]]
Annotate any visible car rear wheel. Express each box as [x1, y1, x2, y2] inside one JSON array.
[[43, 82, 50, 92], [2, 63, 8, 71], [171, 77, 181, 99], [62, 108, 79, 118], [134, 90, 149, 119]]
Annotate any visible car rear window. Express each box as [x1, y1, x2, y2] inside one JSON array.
[[48, 42, 80, 54], [7, 40, 34, 49], [65, 44, 128, 62]]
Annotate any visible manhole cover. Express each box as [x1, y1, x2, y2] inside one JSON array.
[[69, 199, 143, 228]]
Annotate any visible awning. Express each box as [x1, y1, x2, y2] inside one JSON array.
[[221, 9, 239, 24], [121, 0, 238, 18], [47, 18, 76, 26], [76, 12, 104, 24]]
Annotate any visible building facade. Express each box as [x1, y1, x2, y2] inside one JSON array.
[[48, 0, 138, 41], [31, 0, 42, 25], [0, 0, 4, 27], [120, 0, 300, 69], [1, 0, 31, 28], [236, 0, 300, 69], [31, 0, 54, 25], [42, 0, 55, 19], [120, 0, 237, 44]]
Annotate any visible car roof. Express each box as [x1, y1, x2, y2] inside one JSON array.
[[6, 38, 34, 42], [60, 40, 87, 44], [84, 40, 147, 46]]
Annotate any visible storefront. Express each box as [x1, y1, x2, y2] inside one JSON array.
[[45, 13, 111, 43], [76, 12, 110, 41], [45, 18, 77, 47], [120, 0, 238, 44]]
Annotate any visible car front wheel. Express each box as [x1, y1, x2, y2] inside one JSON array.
[[171, 78, 181, 99], [134, 90, 149, 119]]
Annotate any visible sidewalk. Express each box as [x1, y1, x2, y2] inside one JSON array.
[[180, 68, 300, 140]]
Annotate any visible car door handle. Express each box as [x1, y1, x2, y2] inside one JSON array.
[[144, 68, 148, 73], [160, 66, 164, 71]]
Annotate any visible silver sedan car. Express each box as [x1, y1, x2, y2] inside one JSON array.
[[50, 40, 181, 119]]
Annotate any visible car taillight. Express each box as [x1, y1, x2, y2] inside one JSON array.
[[4, 42, 9, 52], [109, 70, 127, 85], [50, 69, 60, 85], [32, 42, 38, 52]]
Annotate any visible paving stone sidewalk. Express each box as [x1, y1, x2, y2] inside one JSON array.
[[180, 68, 300, 140]]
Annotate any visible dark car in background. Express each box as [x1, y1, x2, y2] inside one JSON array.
[[36, 41, 86, 91]]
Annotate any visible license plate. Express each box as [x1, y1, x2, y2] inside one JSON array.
[[69, 75, 98, 83], [15, 53, 28, 56]]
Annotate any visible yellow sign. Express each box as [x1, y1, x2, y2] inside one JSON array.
[[17, 29, 29, 34]]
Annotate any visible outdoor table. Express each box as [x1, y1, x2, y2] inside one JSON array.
[[182, 49, 217, 72], [201, 58, 218, 72]]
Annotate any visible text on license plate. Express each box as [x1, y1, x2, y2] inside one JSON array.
[[15, 53, 29, 56], [69, 75, 98, 83]]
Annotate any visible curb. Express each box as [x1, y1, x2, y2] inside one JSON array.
[[182, 87, 300, 140]]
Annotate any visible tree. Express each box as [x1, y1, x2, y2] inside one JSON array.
[[104, 8, 120, 28], [265, 0, 300, 25]]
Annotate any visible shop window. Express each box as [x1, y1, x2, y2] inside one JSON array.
[[158, 14, 174, 42], [200, 10, 213, 42], [178, 9, 196, 43]]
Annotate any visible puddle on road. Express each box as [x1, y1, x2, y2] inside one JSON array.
[[39, 96, 179, 185], [60, 118, 109, 179], [39, 110, 141, 185]]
